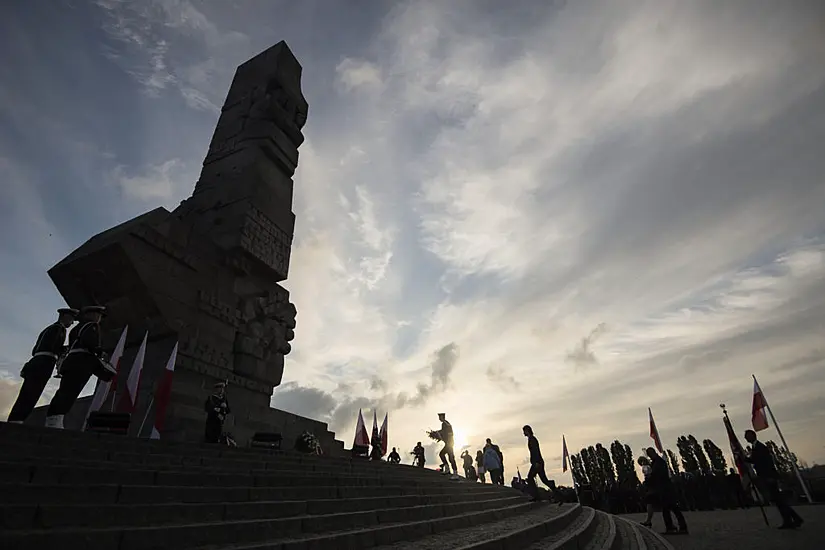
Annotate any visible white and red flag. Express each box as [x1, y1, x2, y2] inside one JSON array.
[[150, 342, 178, 439], [371, 410, 380, 447], [379, 413, 388, 456], [353, 409, 370, 448], [83, 326, 128, 429], [751, 377, 769, 432], [118, 331, 147, 414], [649, 408, 664, 453], [562, 435, 570, 473]]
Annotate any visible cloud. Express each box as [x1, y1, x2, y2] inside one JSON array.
[[94, 0, 250, 112], [336, 58, 384, 93], [565, 323, 608, 368], [108, 158, 194, 203], [486, 365, 521, 391]]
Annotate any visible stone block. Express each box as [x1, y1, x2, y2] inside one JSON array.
[[0, 463, 32, 484], [0, 505, 38, 529]]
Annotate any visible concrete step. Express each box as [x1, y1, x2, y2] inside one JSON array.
[[1, 492, 523, 533], [0, 421, 377, 467], [612, 517, 647, 550], [0, 452, 457, 487], [1, 490, 518, 529], [0, 459, 496, 490], [1, 437, 435, 478], [0, 499, 537, 550], [0, 481, 511, 506], [368, 502, 582, 549], [629, 519, 676, 550]]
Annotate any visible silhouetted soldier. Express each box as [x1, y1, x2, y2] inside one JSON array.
[[412, 442, 426, 467], [646, 447, 689, 535], [744, 430, 804, 529], [45, 306, 114, 428], [388, 447, 401, 464], [522, 425, 561, 502], [7, 308, 78, 423], [434, 412, 458, 477], [204, 382, 231, 443]]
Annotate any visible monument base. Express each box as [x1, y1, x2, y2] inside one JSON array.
[[27, 397, 345, 457]]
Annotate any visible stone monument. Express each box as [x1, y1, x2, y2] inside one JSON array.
[[35, 41, 343, 453]]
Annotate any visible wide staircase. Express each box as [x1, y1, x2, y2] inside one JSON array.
[[0, 422, 673, 550]]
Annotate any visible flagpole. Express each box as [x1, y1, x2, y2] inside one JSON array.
[[722, 404, 768, 526], [137, 396, 155, 438], [753, 375, 814, 504]]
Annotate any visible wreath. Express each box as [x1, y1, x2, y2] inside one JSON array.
[[427, 430, 442, 442]]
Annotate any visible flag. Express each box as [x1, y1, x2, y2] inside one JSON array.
[[649, 408, 664, 453], [723, 413, 747, 478], [562, 435, 570, 473], [118, 331, 147, 414], [353, 409, 370, 448], [370, 410, 381, 452], [150, 342, 178, 440], [751, 377, 769, 432], [378, 413, 388, 456], [83, 326, 128, 430]]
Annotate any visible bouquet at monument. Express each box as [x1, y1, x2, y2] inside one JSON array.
[[295, 431, 323, 455], [427, 429, 442, 442]]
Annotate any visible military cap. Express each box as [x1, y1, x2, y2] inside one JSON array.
[[57, 308, 80, 317]]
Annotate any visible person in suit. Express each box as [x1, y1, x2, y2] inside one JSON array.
[[744, 430, 804, 529], [646, 447, 688, 535]]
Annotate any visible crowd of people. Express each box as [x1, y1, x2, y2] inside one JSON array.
[[416, 413, 562, 503]]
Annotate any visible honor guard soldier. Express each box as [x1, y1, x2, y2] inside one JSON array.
[[204, 382, 231, 443], [7, 308, 79, 423], [45, 305, 115, 429]]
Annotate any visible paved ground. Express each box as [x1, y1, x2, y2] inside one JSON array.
[[626, 505, 825, 550]]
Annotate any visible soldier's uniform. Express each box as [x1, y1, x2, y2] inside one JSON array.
[[45, 306, 113, 429], [7, 308, 78, 423], [204, 382, 231, 443]]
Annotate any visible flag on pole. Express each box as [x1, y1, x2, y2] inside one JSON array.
[[649, 408, 664, 453], [751, 377, 769, 432], [562, 435, 570, 473], [723, 413, 748, 478], [83, 326, 128, 429], [353, 409, 370, 448], [118, 331, 147, 414], [371, 410, 380, 447], [150, 342, 178, 440], [378, 413, 388, 456]]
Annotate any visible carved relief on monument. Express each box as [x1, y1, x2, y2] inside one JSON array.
[[238, 206, 292, 278], [197, 289, 241, 328], [178, 333, 231, 369], [233, 287, 296, 386], [176, 355, 271, 394]]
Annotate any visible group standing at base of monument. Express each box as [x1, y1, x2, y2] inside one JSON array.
[[6, 307, 230, 441]]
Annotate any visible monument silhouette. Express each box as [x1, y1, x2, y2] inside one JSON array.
[[32, 42, 342, 452]]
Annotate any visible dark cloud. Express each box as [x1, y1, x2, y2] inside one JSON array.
[[565, 323, 608, 368], [274, 343, 460, 437], [369, 376, 388, 392], [271, 382, 338, 421]]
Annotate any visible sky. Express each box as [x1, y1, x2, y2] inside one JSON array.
[[1, 0, 825, 480]]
